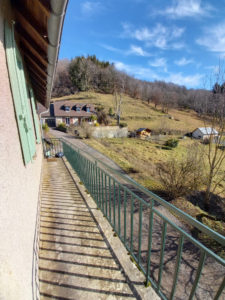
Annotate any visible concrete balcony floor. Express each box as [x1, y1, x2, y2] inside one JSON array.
[[38, 158, 158, 300]]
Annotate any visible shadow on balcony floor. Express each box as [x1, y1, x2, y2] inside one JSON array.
[[39, 159, 154, 300]]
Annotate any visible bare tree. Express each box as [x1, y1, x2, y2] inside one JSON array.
[[113, 91, 123, 126], [158, 143, 205, 199], [203, 65, 225, 209]]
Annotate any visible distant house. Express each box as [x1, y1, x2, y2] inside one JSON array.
[[39, 101, 96, 127], [192, 127, 218, 140], [136, 128, 152, 138]]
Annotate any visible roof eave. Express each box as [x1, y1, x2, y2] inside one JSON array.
[[45, 0, 69, 108]]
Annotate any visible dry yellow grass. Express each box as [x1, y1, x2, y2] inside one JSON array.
[[84, 137, 225, 197], [53, 92, 225, 195], [52, 92, 205, 132]]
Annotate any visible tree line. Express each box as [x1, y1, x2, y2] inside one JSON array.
[[52, 55, 225, 116]]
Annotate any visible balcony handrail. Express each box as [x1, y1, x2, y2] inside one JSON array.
[[43, 138, 225, 300], [62, 138, 225, 247]]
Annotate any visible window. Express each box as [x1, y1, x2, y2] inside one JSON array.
[[65, 106, 70, 111], [86, 107, 90, 112], [66, 117, 70, 125], [76, 107, 81, 112], [5, 22, 36, 165]]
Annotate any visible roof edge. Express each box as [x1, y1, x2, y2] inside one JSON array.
[[45, 0, 69, 107]]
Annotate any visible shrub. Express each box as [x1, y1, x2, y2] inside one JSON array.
[[165, 138, 179, 148], [57, 122, 67, 132], [119, 122, 127, 128], [96, 104, 104, 112], [161, 146, 172, 150], [90, 114, 97, 121], [97, 110, 109, 125], [42, 123, 49, 133], [157, 144, 205, 198], [108, 107, 114, 116], [79, 123, 93, 139]]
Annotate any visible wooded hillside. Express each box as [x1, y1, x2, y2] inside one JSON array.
[[53, 55, 225, 116]]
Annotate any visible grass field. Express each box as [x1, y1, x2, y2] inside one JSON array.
[[53, 91, 206, 132], [53, 92, 225, 237], [84, 136, 225, 239], [84, 137, 203, 190]]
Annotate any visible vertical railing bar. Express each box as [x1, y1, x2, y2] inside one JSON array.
[[118, 185, 121, 236], [170, 234, 184, 300], [146, 200, 154, 286], [124, 189, 127, 244], [138, 202, 143, 265], [96, 164, 99, 207], [188, 250, 206, 300], [113, 179, 116, 230], [88, 160, 91, 193], [101, 170, 104, 214], [109, 177, 112, 223], [130, 195, 134, 252], [213, 276, 225, 300], [95, 161, 98, 205], [157, 221, 167, 291], [99, 168, 101, 209], [90, 162, 93, 195], [105, 174, 108, 218], [86, 159, 89, 190], [92, 162, 94, 196]]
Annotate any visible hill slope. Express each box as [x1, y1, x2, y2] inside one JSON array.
[[53, 91, 205, 132]]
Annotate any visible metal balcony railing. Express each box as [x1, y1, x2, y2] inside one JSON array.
[[42, 138, 225, 300]]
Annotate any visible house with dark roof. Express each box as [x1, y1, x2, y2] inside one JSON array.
[[39, 101, 96, 126]]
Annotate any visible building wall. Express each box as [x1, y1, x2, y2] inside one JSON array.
[[56, 117, 63, 126], [0, 13, 42, 300], [92, 126, 128, 138], [192, 128, 203, 139]]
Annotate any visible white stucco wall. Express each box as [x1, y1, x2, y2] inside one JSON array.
[[0, 13, 42, 300], [92, 126, 128, 138], [56, 117, 63, 126]]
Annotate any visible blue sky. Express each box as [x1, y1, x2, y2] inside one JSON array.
[[59, 0, 225, 89]]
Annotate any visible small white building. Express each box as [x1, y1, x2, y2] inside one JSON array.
[[192, 127, 218, 140]]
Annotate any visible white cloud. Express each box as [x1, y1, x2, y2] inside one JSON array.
[[171, 42, 185, 50], [122, 23, 185, 50], [149, 58, 167, 70], [114, 61, 158, 80], [165, 72, 203, 87], [81, 2, 102, 15], [100, 44, 122, 53], [100, 44, 152, 57], [128, 45, 151, 56], [196, 22, 225, 54], [158, 0, 213, 19], [114, 61, 203, 88], [175, 57, 194, 66]]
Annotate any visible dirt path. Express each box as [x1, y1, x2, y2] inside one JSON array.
[[49, 129, 124, 172]]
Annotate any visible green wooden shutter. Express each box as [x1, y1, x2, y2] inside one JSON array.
[[30, 88, 41, 144], [5, 22, 36, 164], [15, 49, 36, 157]]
